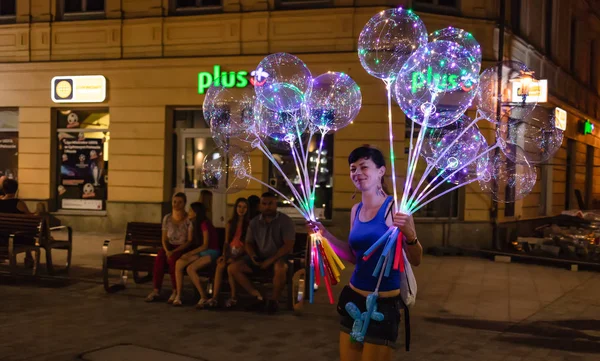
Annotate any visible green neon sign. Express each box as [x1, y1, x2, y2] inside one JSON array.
[[411, 66, 472, 94], [198, 65, 249, 94], [583, 119, 595, 135]]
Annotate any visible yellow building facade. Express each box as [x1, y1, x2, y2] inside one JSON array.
[[0, 0, 599, 248]]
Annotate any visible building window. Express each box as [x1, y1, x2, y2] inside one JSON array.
[[171, 0, 222, 15], [56, 109, 109, 211], [60, 0, 105, 20], [545, 0, 553, 58], [267, 135, 333, 220], [276, 0, 332, 10], [413, 0, 460, 15], [0, 0, 15, 16], [591, 40, 598, 92], [570, 17, 577, 74], [0, 109, 18, 181], [509, 0, 521, 36]]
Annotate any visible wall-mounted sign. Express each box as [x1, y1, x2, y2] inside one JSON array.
[[197, 65, 269, 94], [554, 107, 567, 131], [410, 66, 475, 94], [579, 119, 595, 135], [511, 79, 547, 103], [51, 75, 107, 103]]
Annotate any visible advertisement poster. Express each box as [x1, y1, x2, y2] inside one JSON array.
[[58, 133, 107, 210], [0, 132, 18, 180]]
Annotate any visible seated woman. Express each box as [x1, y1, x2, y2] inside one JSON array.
[[206, 197, 249, 308], [172, 202, 220, 307], [145, 192, 193, 303]]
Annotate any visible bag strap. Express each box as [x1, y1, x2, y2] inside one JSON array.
[[385, 200, 395, 221]]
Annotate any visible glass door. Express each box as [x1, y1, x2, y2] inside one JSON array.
[[175, 128, 227, 228]]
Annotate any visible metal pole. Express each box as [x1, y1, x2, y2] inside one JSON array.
[[491, 0, 506, 250]]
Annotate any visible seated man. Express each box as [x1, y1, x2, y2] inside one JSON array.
[[227, 192, 295, 314]]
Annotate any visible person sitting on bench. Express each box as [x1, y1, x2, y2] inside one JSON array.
[[227, 192, 295, 314]]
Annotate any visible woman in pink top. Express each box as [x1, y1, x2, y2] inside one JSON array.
[[206, 197, 250, 308]]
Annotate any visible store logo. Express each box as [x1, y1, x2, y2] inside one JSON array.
[[197, 65, 271, 94], [410, 66, 474, 94], [51, 75, 106, 103], [581, 119, 595, 135], [250, 68, 269, 87]]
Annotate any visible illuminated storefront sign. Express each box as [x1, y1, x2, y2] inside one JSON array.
[[511, 79, 548, 103], [554, 107, 567, 131], [580, 119, 595, 135], [197, 65, 269, 94], [51, 75, 107, 103]]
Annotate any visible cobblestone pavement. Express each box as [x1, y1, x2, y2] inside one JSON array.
[[0, 232, 599, 361]]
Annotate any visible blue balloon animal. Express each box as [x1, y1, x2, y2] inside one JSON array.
[[345, 293, 384, 343]]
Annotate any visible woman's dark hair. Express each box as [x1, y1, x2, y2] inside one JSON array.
[[2, 179, 18, 194], [173, 192, 187, 204], [348, 145, 388, 193], [190, 202, 209, 246], [228, 198, 250, 243]]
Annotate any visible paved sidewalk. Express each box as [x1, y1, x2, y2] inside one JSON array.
[[0, 232, 599, 361]]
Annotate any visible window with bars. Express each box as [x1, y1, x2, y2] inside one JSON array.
[[64, 0, 104, 13], [276, 0, 332, 10], [171, 0, 222, 15], [413, 0, 460, 14], [0, 0, 15, 17]]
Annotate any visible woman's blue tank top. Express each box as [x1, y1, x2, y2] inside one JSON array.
[[348, 196, 401, 292]]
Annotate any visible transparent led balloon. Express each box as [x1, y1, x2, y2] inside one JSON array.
[[496, 106, 563, 164], [476, 60, 539, 124], [394, 40, 479, 128], [203, 78, 259, 151], [478, 148, 537, 203], [201, 147, 251, 194], [254, 53, 312, 112], [430, 27, 482, 72], [358, 7, 428, 80], [254, 101, 308, 143], [305, 72, 362, 132], [420, 116, 489, 184]]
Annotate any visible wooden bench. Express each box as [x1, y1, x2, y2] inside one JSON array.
[[103, 221, 308, 310], [0, 213, 73, 276]]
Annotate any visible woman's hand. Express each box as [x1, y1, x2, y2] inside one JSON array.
[[306, 220, 325, 234], [393, 212, 417, 241]]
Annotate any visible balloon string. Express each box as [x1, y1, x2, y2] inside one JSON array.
[[255, 140, 310, 214], [244, 173, 310, 219], [409, 144, 500, 212], [384, 79, 399, 213], [303, 129, 315, 204], [310, 129, 327, 214], [401, 113, 416, 215], [406, 115, 484, 208], [409, 177, 479, 214], [401, 107, 430, 213], [290, 144, 312, 218]]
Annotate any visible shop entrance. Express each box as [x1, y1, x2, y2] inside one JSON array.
[[173, 110, 226, 227]]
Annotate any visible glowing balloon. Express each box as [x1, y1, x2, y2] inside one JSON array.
[[203, 78, 258, 151], [394, 40, 479, 128], [358, 7, 428, 80], [476, 60, 539, 124], [496, 106, 563, 164], [254, 101, 308, 143], [478, 148, 537, 203], [430, 27, 482, 71], [254, 53, 312, 112], [202, 147, 251, 194], [305, 72, 362, 131], [420, 116, 489, 184]]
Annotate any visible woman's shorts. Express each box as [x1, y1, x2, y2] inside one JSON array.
[[337, 285, 402, 348], [196, 249, 220, 262]]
